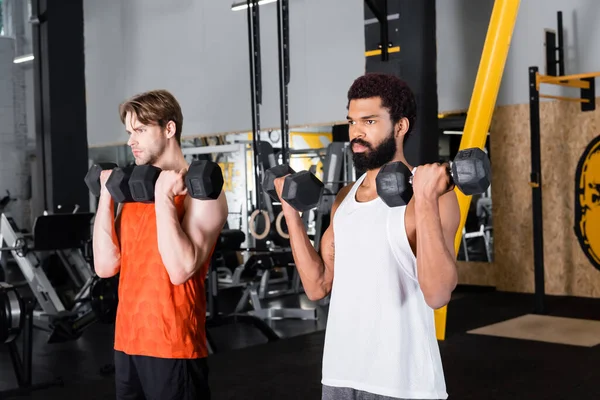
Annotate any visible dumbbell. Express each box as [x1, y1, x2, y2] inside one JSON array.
[[85, 163, 118, 197], [128, 160, 224, 202], [376, 147, 491, 207], [85, 163, 135, 203], [263, 164, 324, 212]]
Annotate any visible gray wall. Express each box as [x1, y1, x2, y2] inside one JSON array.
[[436, 0, 600, 112], [84, 0, 366, 147]]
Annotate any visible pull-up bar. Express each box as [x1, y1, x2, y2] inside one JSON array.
[[537, 71, 600, 88], [528, 12, 598, 315]]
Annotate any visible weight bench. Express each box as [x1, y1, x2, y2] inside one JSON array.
[[205, 230, 280, 353], [213, 229, 317, 321]]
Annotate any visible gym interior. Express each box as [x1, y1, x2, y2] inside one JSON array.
[[1, 0, 600, 399]]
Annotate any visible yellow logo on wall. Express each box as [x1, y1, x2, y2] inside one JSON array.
[[575, 135, 600, 271]]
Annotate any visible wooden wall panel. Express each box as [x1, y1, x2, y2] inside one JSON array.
[[457, 96, 600, 297]]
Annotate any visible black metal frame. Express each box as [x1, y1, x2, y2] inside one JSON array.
[[364, 0, 389, 61], [528, 11, 596, 314], [1, 299, 64, 397], [247, 0, 264, 210], [276, 0, 291, 165], [30, 0, 90, 216], [528, 66, 545, 314], [544, 11, 564, 77]]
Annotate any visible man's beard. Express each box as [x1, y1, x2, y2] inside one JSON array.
[[351, 131, 397, 172]]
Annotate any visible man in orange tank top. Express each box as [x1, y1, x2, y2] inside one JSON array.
[[91, 90, 228, 399]]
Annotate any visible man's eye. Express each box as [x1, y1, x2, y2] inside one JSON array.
[[366, 120, 375, 125]]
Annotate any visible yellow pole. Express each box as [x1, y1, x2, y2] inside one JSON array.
[[434, 0, 521, 341]]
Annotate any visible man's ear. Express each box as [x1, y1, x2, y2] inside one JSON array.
[[395, 117, 410, 137], [165, 120, 177, 139]]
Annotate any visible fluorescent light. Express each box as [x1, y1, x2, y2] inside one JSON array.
[[14, 54, 34, 64], [231, 0, 277, 11]]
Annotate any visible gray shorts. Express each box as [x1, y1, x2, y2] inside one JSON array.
[[321, 385, 437, 400]]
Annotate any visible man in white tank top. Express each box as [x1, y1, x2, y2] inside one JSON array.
[[273, 73, 460, 400]]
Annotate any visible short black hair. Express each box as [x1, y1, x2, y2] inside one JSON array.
[[347, 73, 417, 136]]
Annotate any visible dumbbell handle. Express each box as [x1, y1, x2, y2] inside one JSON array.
[[408, 162, 454, 186]]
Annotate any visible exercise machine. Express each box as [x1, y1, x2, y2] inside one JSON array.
[[0, 282, 64, 397], [0, 212, 118, 343], [205, 229, 280, 354]]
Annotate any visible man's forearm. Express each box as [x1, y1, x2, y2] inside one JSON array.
[[283, 209, 327, 297], [415, 198, 457, 308], [155, 196, 199, 284], [92, 194, 121, 277]]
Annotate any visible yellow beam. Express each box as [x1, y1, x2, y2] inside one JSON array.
[[536, 75, 589, 90], [539, 94, 590, 103], [537, 71, 600, 85], [434, 0, 521, 341], [365, 46, 400, 57]]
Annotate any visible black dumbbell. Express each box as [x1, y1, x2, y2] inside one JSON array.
[[85, 163, 118, 197], [263, 164, 324, 212], [128, 160, 224, 203], [376, 147, 491, 207], [105, 165, 136, 203]]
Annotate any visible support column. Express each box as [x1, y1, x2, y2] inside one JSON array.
[[31, 0, 89, 215], [365, 0, 439, 166]]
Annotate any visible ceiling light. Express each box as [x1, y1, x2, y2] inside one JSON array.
[[13, 54, 34, 64]]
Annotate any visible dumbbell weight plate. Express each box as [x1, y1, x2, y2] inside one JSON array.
[[128, 165, 162, 203], [282, 170, 325, 212], [85, 163, 118, 197], [376, 162, 413, 207], [185, 160, 224, 200], [450, 148, 491, 195], [105, 165, 135, 203], [90, 276, 119, 324], [263, 164, 296, 202]]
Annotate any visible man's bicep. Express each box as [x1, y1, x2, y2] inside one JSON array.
[[439, 191, 461, 258], [184, 193, 228, 260]]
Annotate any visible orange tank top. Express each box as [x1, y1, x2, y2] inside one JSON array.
[[114, 195, 209, 359]]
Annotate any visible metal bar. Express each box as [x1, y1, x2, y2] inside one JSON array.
[[31, 0, 48, 213], [365, 46, 400, 57], [247, 0, 263, 210], [277, 0, 290, 165], [364, 13, 400, 25], [536, 77, 589, 90], [182, 144, 245, 155], [442, 0, 521, 341], [539, 94, 589, 103], [529, 66, 545, 314], [557, 11, 565, 76], [544, 30, 557, 76], [364, 0, 389, 61], [538, 71, 600, 84]]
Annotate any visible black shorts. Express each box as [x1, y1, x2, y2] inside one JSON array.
[[114, 350, 210, 400]]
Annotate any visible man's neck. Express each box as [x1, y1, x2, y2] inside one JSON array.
[[153, 148, 188, 171]]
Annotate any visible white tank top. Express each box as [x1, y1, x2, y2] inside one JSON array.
[[321, 173, 448, 399]]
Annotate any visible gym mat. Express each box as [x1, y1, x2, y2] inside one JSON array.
[[467, 313, 600, 347]]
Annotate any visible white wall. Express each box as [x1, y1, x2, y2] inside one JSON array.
[[84, 0, 366, 147], [436, 0, 600, 112]]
